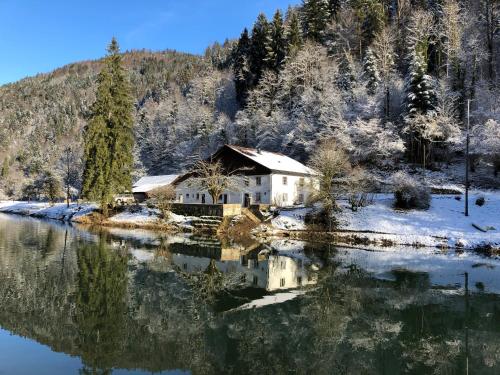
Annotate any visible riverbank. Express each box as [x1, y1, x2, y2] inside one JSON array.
[[1, 191, 499, 254], [262, 191, 500, 254]]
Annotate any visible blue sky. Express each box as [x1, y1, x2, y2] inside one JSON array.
[[0, 0, 301, 85]]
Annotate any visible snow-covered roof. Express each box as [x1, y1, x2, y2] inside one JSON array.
[[132, 175, 179, 193], [227, 145, 315, 176]]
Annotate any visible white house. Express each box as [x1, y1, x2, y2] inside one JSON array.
[[174, 145, 316, 207], [132, 175, 179, 202]]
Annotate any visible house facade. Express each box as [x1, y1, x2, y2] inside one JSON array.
[[174, 145, 316, 207]]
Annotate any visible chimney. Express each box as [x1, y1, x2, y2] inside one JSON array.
[[257, 148, 262, 154]]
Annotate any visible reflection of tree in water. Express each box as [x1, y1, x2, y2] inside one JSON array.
[[75, 234, 128, 372]]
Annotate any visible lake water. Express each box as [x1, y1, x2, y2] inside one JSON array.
[[0, 213, 499, 374]]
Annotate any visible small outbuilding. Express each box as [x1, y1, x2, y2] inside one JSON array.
[[132, 175, 179, 203]]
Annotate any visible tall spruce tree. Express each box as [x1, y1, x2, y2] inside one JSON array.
[[405, 53, 437, 116], [81, 38, 134, 215], [286, 11, 303, 58], [363, 48, 380, 95], [265, 10, 287, 71], [250, 13, 270, 84], [233, 28, 253, 104], [302, 0, 330, 42]]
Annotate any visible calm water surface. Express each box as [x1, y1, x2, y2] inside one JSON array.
[[0, 213, 499, 374]]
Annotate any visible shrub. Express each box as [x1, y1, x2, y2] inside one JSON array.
[[148, 185, 176, 220], [392, 171, 431, 210], [475, 196, 485, 207]]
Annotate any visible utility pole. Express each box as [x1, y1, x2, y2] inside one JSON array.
[[465, 100, 470, 217], [464, 272, 469, 375]]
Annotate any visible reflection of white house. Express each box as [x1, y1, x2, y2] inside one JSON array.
[[174, 145, 317, 207], [132, 175, 179, 202], [171, 252, 317, 291]]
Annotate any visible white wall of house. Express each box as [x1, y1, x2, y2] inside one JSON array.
[[175, 173, 315, 207], [171, 253, 316, 291]]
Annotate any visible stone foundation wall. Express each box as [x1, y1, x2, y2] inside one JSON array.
[[171, 203, 241, 217]]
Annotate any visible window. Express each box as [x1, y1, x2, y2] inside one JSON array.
[[299, 177, 305, 187], [253, 276, 258, 285], [282, 176, 288, 185], [280, 260, 286, 270], [298, 193, 304, 203], [280, 278, 286, 287], [256, 176, 262, 186], [255, 192, 261, 202], [297, 277, 302, 285], [196, 193, 200, 200], [183, 263, 187, 270], [244, 177, 249, 187], [186, 194, 190, 199], [282, 193, 288, 202]]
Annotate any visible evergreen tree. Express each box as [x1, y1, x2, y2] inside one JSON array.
[[302, 0, 330, 42], [81, 38, 134, 215], [264, 10, 287, 71], [250, 13, 270, 83], [337, 52, 357, 92], [404, 53, 438, 116], [352, 0, 386, 56], [363, 48, 380, 95], [328, 0, 343, 20], [286, 11, 303, 58], [233, 28, 253, 104]]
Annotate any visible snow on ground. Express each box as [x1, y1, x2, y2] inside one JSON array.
[[0, 201, 97, 222], [230, 290, 308, 311], [270, 191, 500, 249], [109, 207, 160, 224], [334, 246, 500, 294], [271, 207, 311, 230], [340, 191, 500, 249]]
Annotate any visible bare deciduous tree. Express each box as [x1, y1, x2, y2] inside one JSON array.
[[308, 140, 350, 230], [148, 185, 176, 220], [188, 160, 245, 204], [373, 26, 396, 119]]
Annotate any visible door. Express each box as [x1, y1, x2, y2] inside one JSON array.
[[223, 194, 228, 204], [201, 194, 206, 204], [244, 193, 250, 207]]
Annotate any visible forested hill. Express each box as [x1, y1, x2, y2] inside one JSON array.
[[0, 0, 499, 199]]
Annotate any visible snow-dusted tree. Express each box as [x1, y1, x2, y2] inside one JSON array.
[[404, 53, 437, 116], [327, 0, 343, 20], [336, 51, 357, 92], [373, 26, 396, 119], [470, 119, 500, 175], [406, 9, 435, 66], [438, 0, 463, 79], [308, 139, 351, 230], [349, 119, 405, 166], [264, 10, 287, 71], [363, 48, 380, 95]]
